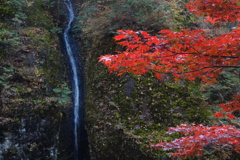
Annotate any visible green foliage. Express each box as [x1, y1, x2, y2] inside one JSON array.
[[165, 0, 197, 30], [0, 29, 20, 50], [36, 0, 56, 8], [0, 0, 25, 53], [23, 1, 54, 29], [0, 0, 26, 19], [12, 11, 27, 24], [202, 69, 240, 104], [53, 83, 72, 105], [0, 66, 14, 89], [50, 26, 62, 34], [76, 0, 169, 43], [108, 0, 167, 31], [0, 0, 27, 31]]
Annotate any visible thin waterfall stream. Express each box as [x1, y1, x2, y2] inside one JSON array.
[[63, 0, 89, 160]]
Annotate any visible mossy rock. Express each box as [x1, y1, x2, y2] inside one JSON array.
[[84, 33, 210, 159]]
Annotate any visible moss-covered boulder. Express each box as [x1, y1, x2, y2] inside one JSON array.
[[76, 0, 211, 159], [85, 45, 210, 159]]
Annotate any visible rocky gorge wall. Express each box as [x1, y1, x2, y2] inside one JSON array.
[[0, 0, 75, 159]]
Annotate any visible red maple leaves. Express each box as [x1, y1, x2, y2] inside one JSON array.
[[150, 124, 240, 158], [186, 0, 240, 23], [220, 94, 240, 112], [214, 94, 240, 119], [99, 28, 240, 83]]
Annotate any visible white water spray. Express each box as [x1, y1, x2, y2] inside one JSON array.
[[63, 0, 80, 159]]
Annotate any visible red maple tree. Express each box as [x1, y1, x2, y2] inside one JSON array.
[[150, 124, 240, 158], [99, 28, 239, 83], [186, 0, 240, 23], [214, 94, 240, 119], [99, 0, 240, 158]]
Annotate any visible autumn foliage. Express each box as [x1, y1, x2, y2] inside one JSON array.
[[214, 94, 240, 119], [150, 124, 240, 158], [100, 28, 239, 83], [186, 0, 240, 23], [220, 94, 240, 112], [99, 0, 240, 158]]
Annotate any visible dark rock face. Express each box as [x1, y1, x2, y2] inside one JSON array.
[[0, 120, 58, 160], [124, 76, 135, 97], [0, 0, 72, 159]]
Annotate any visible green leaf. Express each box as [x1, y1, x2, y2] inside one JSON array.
[[58, 98, 67, 105], [63, 89, 72, 94], [0, 76, 5, 80], [27, 88, 32, 92], [53, 88, 62, 93], [3, 67, 14, 72]]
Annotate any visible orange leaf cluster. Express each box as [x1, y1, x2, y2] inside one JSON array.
[[186, 0, 240, 23], [214, 94, 240, 119], [99, 28, 240, 83], [220, 94, 240, 112], [150, 124, 240, 158], [214, 112, 236, 119]]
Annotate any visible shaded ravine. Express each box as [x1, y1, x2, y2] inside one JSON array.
[[63, 0, 89, 160]]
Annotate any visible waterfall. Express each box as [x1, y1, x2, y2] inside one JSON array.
[[63, 0, 89, 160]]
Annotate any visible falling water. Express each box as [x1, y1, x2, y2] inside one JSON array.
[[63, 0, 83, 159]]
